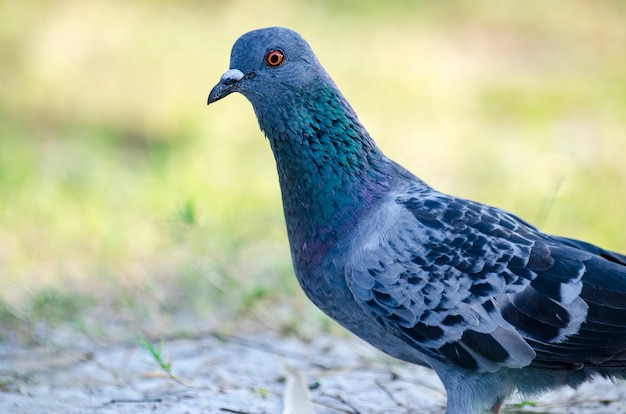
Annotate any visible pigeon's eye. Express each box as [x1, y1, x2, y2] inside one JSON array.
[[266, 50, 284, 67]]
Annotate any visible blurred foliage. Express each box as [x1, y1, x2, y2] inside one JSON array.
[[0, 0, 625, 342]]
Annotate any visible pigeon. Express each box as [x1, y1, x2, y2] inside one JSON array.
[[207, 27, 626, 413]]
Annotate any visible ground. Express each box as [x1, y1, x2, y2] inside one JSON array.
[[2, 332, 626, 414]]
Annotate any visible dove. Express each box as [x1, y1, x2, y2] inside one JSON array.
[[208, 27, 626, 413]]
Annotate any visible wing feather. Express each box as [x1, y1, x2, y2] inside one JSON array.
[[345, 189, 626, 373]]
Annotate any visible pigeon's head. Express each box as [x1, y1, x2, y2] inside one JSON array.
[[207, 27, 327, 108]]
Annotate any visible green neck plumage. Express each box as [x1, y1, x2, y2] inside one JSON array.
[[256, 80, 395, 260]]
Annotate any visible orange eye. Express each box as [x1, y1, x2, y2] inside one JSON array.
[[266, 50, 284, 67]]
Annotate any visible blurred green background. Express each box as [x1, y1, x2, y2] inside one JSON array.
[[1, 0, 625, 344]]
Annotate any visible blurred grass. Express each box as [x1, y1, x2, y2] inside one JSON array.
[[0, 0, 625, 343]]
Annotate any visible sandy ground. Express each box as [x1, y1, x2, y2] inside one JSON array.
[[2, 331, 626, 414]]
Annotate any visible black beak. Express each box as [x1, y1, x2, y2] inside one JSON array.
[[207, 69, 245, 105]]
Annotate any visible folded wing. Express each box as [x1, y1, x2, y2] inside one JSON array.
[[345, 189, 626, 373]]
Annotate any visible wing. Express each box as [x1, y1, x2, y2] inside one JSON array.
[[345, 188, 626, 373], [554, 235, 626, 266], [528, 237, 626, 369]]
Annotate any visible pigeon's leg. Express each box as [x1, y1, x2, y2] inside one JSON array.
[[440, 371, 509, 414], [490, 399, 504, 414], [443, 386, 485, 414]]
